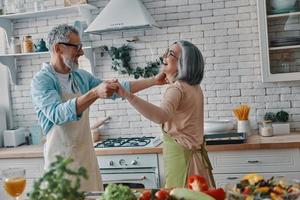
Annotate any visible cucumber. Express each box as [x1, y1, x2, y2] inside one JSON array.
[[170, 188, 215, 200]]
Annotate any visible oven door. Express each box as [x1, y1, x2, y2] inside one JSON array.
[[100, 168, 159, 189]]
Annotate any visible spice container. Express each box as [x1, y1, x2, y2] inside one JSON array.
[[259, 120, 273, 137], [14, 37, 21, 53], [23, 35, 34, 53]]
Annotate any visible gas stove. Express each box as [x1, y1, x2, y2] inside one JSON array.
[[94, 136, 162, 148]]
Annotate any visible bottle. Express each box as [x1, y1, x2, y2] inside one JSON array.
[[23, 35, 34, 53], [9, 37, 15, 54]]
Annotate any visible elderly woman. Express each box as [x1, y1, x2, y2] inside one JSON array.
[[117, 40, 215, 188]]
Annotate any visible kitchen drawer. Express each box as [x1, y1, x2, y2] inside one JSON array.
[[209, 148, 300, 173], [0, 158, 44, 178], [214, 172, 300, 188]]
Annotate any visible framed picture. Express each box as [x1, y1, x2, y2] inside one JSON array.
[[64, 0, 88, 6]]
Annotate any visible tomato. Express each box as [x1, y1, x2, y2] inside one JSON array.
[[187, 175, 209, 192], [139, 190, 151, 200], [242, 187, 252, 195], [155, 189, 170, 200], [204, 188, 226, 200]]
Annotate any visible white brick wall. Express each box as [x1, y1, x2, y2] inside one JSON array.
[[4, 0, 300, 137]]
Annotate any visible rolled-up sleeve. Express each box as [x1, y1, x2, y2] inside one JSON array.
[[110, 80, 131, 100], [31, 76, 80, 125]]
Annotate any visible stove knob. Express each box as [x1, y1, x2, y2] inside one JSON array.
[[109, 161, 114, 166], [119, 159, 126, 166], [131, 160, 138, 165]]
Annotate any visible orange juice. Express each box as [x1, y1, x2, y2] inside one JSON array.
[[4, 177, 26, 197]]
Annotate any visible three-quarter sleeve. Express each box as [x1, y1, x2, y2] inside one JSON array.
[[127, 85, 183, 124]]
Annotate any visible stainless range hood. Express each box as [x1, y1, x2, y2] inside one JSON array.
[[85, 0, 160, 34]]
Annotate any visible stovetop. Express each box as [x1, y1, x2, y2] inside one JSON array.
[[94, 136, 162, 148]]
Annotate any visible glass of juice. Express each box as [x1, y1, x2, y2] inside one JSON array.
[[2, 168, 26, 199]]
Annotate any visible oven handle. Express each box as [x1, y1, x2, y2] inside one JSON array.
[[103, 176, 147, 182]]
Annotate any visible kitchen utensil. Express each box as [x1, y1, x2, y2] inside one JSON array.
[[204, 132, 246, 145], [90, 116, 110, 130], [34, 39, 48, 52], [204, 120, 234, 134]]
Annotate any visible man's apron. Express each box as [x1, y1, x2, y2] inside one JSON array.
[[162, 127, 215, 188], [44, 92, 103, 192]]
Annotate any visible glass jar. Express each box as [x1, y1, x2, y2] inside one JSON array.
[[259, 120, 273, 137], [23, 36, 34, 53], [9, 37, 15, 54], [14, 37, 21, 53]]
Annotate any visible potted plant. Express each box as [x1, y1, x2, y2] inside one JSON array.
[[264, 110, 290, 135]]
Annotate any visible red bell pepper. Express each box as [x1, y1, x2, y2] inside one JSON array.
[[204, 188, 226, 200], [187, 175, 209, 192]]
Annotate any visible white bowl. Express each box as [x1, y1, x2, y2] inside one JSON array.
[[270, 0, 296, 10], [204, 120, 234, 134]]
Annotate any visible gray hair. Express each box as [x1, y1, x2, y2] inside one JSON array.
[[174, 40, 204, 85], [47, 24, 79, 52]]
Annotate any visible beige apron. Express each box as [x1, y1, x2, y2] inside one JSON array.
[[44, 92, 103, 192], [162, 127, 215, 188]]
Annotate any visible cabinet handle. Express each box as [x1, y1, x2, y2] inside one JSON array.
[[227, 177, 238, 180], [247, 160, 260, 164]]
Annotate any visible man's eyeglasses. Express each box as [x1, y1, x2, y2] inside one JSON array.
[[58, 42, 83, 52], [163, 48, 178, 59]]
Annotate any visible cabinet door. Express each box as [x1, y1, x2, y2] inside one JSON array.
[[209, 148, 300, 173], [214, 172, 300, 188], [257, 0, 300, 82]]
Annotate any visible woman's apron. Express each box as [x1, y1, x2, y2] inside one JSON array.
[[44, 92, 103, 192], [162, 127, 215, 188]]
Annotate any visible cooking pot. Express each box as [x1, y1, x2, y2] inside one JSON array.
[[204, 120, 234, 134]]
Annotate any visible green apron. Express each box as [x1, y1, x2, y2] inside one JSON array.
[[162, 128, 215, 188]]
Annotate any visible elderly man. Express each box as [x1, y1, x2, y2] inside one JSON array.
[[31, 24, 166, 191]]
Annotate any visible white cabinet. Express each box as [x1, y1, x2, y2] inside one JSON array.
[[0, 4, 98, 84], [257, 0, 300, 82], [0, 157, 44, 199], [209, 148, 300, 187]]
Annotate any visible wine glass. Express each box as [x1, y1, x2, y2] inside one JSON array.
[[2, 168, 26, 200]]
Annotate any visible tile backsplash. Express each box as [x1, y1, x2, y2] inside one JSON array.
[[3, 0, 300, 138]]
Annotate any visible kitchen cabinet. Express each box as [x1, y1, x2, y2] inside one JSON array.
[[0, 4, 99, 84], [209, 148, 300, 187], [0, 157, 44, 199], [257, 0, 300, 82]]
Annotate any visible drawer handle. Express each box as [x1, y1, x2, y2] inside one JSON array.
[[247, 160, 260, 164], [227, 177, 238, 180]]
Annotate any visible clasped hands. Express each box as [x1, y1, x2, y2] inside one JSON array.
[[93, 72, 167, 99]]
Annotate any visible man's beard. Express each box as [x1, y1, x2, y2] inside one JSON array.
[[63, 57, 79, 71]]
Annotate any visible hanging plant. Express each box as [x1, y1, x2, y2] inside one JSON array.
[[103, 44, 162, 79]]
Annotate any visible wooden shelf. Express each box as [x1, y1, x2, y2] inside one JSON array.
[[0, 4, 97, 20]]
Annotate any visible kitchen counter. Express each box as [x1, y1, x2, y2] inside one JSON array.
[[0, 133, 300, 159]]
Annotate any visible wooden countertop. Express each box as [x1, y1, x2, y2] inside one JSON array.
[[0, 133, 300, 159]]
